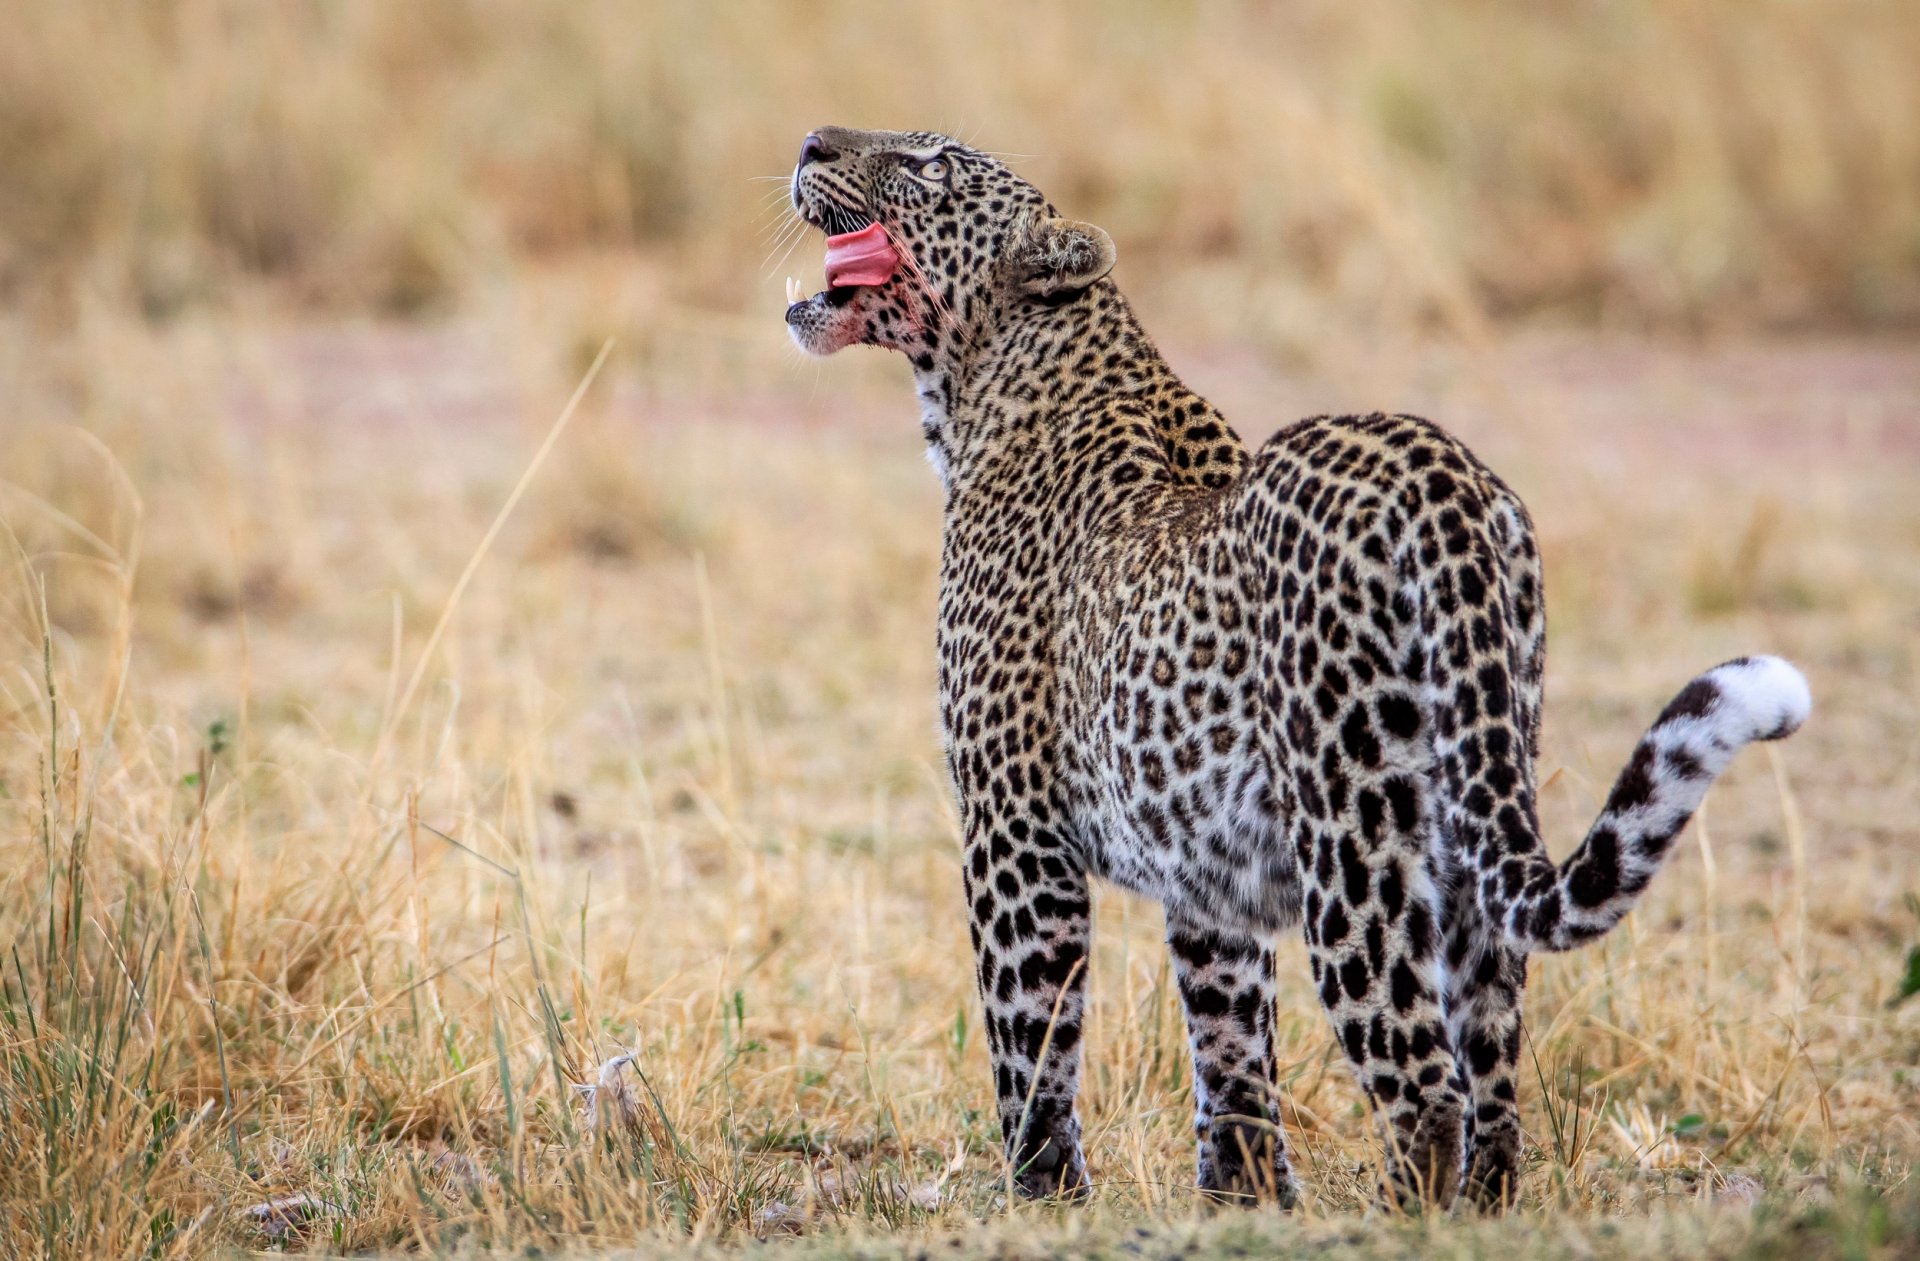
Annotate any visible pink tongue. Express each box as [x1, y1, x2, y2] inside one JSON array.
[[824, 223, 900, 288]]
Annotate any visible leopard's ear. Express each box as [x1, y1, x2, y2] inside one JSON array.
[[1009, 216, 1116, 298]]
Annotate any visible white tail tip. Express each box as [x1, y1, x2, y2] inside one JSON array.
[[1711, 655, 1811, 742]]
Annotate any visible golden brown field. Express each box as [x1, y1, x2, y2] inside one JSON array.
[[3, 3, 1919, 1258]]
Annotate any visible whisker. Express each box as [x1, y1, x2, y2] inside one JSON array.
[[760, 216, 812, 277], [770, 201, 826, 270], [754, 204, 794, 238], [752, 190, 802, 234], [756, 222, 798, 256], [769, 217, 814, 278], [759, 206, 811, 268], [756, 207, 804, 245]]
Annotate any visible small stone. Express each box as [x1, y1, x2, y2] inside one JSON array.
[[754, 1200, 807, 1236], [1715, 1172, 1765, 1206], [244, 1193, 344, 1240]]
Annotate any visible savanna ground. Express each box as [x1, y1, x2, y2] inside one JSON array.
[[3, 3, 1920, 1257]]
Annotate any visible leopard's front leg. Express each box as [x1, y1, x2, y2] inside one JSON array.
[[961, 802, 1093, 1200]]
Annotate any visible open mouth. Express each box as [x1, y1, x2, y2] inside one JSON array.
[[786, 222, 901, 310]]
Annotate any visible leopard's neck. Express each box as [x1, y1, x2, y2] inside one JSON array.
[[915, 283, 1250, 509]]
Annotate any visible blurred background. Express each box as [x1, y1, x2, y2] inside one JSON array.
[[2, 2, 1918, 1254], [6, 0, 1920, 337]]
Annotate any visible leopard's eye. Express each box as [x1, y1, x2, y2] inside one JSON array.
[[916, 157, 949, 181]]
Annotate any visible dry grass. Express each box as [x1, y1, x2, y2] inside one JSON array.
[[2, 3, 1919, 1256], [3, 1, 1919, 333], [1, 302, 1916, 1256]]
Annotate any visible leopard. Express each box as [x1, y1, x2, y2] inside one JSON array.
[[781, 125, 1812, 1211]]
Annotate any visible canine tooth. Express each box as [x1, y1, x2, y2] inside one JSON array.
[[786, 276, 801, 304]]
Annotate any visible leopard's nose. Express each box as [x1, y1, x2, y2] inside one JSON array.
[[798, 131, 838, 168]]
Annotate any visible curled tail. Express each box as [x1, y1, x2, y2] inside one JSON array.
[[1475, 656, 1811, 953]]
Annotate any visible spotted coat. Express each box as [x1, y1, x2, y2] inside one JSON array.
[[784, 126, 1812, 1208]]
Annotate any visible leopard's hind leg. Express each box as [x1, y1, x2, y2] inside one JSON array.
[[1298, 796, 1466, 1208], [1442, 879, 1528, 1209], [1283, 580, 1468, 1205], [1443, 493, 1544, 1210]]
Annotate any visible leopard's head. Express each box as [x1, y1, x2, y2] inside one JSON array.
[[783, 127, 1117, 364]]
